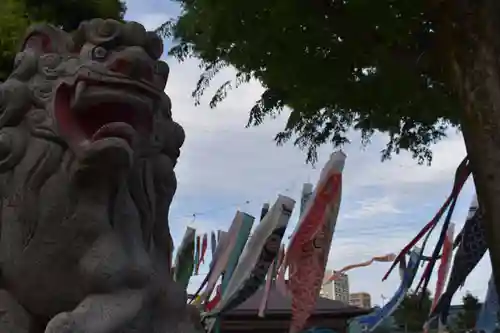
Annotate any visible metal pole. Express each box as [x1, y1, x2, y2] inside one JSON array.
[[381, 294, 387, 306]]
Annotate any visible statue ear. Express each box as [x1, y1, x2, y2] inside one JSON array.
[[19, 24, 72, 55], [22, 33, 53, 53]]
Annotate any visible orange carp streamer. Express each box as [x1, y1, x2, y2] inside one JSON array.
[[323, 253, 396, 284]]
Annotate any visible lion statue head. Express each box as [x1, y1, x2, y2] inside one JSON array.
[[0, 19, 196, 332]]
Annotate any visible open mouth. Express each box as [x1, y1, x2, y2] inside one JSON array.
[[54, 79, 155, 149]]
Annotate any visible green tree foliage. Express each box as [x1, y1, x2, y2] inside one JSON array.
[[455, 292, 481, 332], [0, 0, 126, 81], [0, 0, 29, 81], [372, 316, 396, 333], [393, 289, 433, 332], [160, 0, 462, 163], [22, 0, 126, 31]]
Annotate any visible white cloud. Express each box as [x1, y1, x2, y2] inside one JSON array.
[[167, 61, 268, 134], [342, 196, 402, 220], [134, 13, 172, 31], [354, 133, 467, 188], [124, 0, 180, 32]]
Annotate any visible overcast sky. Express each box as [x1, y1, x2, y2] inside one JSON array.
[[124, 0, 490, 306]]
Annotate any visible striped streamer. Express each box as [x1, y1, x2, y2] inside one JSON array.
[[173, 227, 196, 290], [221, 213, 255, 292], [209, 195, 295, 316], [197, 213, 245, 305], [211, 231, 217, 258], [475, 274, 499, 333], [348, 249, 422, 333], [194, 235, 201, 275]]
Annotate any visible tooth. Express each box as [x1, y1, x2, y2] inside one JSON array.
[[72, 81, 86, 109]]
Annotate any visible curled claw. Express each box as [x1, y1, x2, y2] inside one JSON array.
[[44, 312, 79, 333], [45, 289, 146, 333]]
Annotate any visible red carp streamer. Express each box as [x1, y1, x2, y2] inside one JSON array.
[[206, 285, 221, 311], [289, 224, 334, 333], [258, 258, 277, 317], [195, 235, 201, 275], [323, 253, 396, 284], [424, 223, 455, 333], [276, 245, 288, 296], [280, 152, 346, 333], [200, 233, 208, 264], [286, 173, 342, 263], [382, 157, 469, 281], [276, 245, 285, 271]]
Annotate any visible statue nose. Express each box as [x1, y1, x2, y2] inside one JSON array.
[[108, 58, 153, 82]]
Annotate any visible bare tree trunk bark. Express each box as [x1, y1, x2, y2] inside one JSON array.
[[452, 0, 500, 299]]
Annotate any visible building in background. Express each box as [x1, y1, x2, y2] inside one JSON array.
[[320, 269, 335, 300], [333, 272, 350, 304], [349, 292, 372, 309], [320, 270, 350, 304]]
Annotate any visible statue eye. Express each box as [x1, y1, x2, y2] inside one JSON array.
[[92, 46, 108, 60]]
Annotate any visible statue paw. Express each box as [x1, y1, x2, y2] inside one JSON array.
[[45, 312, 83, 333]]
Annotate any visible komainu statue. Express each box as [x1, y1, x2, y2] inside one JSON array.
[[0, 19, 200, 333]]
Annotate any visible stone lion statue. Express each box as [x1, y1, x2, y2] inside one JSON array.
[[0, 19, 201, 333]]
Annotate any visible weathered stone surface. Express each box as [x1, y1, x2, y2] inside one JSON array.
[[0, 19, 200, 333]]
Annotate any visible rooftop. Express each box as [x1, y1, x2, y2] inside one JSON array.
[[223, 285, 370, 318]]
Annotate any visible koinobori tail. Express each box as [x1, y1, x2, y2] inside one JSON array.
[[429, 292, 453, 327]]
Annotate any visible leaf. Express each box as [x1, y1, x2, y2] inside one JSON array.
[[0, 0, 125, 81]]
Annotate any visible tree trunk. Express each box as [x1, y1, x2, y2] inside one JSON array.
[[452, 0, 500, 299]]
